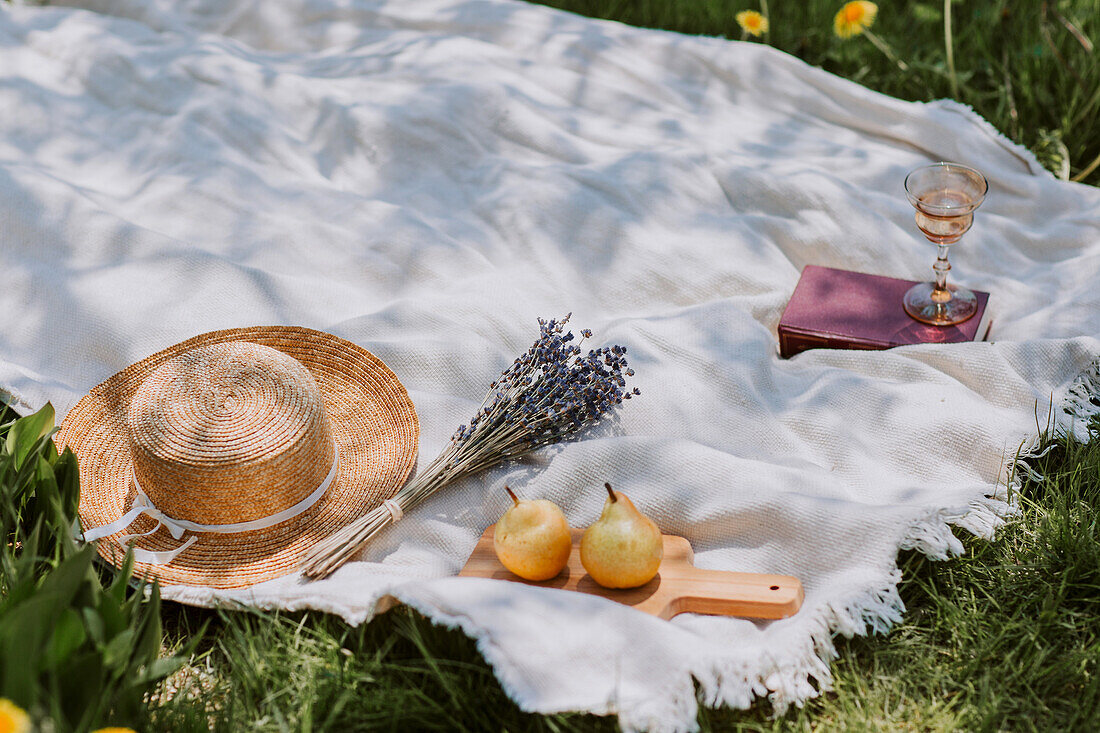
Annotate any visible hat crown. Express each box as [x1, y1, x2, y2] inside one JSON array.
[[127, 342, 335, 525]]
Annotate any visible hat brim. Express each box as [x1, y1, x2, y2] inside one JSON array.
[[57, 326, 419, 589]]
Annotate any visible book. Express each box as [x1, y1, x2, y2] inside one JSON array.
[[777, 265, 992, 359]]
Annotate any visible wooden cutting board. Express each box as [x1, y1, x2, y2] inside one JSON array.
[[459, 526, 803, 621]]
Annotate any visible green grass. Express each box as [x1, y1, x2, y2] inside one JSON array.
[[776, 430, 1100, 731], [9, 394, 1096, 731], [6, 397, 1099, 730], [116, 407, 1095, 726], [125, 412, 1100, 732]]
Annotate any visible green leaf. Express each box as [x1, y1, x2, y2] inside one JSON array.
[[912, 3, 942, 23], [54, 448, 81, 517], [0, 525, 47, 612], [133, 656, 187, 685], [107, 551, 137, 606], [0, 549, 96, 703], [42, 608, 87, 670], [57, 650, 108, 730], [4, 403, 55, 470], [82, 606, 106, 645], [33, 455, 65, 541], [0, 592, 63, 703], [34, 453, 57, 493], [131, 584, 163, 671], [97, 588, 129, 641], [1034, 128, 1072, 180], [35, 544, 96, 607], [102, 628, 136, 670]]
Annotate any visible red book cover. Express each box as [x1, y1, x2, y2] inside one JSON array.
[[778, 265, 992, 359]]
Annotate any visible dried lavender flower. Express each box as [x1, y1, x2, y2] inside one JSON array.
[[301, 315, 637, 579]]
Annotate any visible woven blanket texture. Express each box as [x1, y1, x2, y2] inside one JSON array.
[[2, 1, 1100, 730]]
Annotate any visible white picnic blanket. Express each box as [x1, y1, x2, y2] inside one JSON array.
[[3, 0, 1100, 730]]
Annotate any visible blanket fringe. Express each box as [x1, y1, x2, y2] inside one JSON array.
[[166, 356, 1100, 733], [929, 99, 1048, 177], [775, 501, 1013, 712], [362, 360, 1100, 733], [623, 490, 1019, 732], [692, 495, 1018, 724], [1061, 356, 1100, 435], [683, 358, 1100, 728]]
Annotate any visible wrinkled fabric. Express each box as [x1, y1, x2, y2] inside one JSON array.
[[2, 1, 1099, 730]]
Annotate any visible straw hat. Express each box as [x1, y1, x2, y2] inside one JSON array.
[[56, 326, 419, 589]]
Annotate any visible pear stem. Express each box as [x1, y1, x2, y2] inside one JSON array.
[[504, 486, 520, 507], [604, 482, 617, 502]]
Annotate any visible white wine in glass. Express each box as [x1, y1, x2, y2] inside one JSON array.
[[902, 162, 988, 326]]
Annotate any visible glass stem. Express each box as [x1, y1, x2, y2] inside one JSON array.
[[932, 244, 951, 300]]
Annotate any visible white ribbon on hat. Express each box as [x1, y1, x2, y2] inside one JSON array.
[[81, 445, 340, 566]]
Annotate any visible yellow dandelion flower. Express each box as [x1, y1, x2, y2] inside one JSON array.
[[0, 699, 31, 733], [834, 1, 878, 39], [736, 10, 769, 38], [91, 728, 139, 733]]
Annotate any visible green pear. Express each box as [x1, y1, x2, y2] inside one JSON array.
[[493, 486, 572, 581], [580, 483, 663, 589]]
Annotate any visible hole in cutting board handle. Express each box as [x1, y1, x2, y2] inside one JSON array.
[[770, 585, 780, 591]]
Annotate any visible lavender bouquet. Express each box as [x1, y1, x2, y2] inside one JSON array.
[[301, 314, 638, 579]]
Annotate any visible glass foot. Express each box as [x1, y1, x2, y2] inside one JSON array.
[[903, 282, 977, 326]]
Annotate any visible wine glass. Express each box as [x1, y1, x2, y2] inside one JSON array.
[[902, 162, 988, 326]]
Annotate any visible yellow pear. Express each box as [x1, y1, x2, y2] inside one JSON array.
[[493, 486, 572, 581], [580, 483, 663, 589]]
